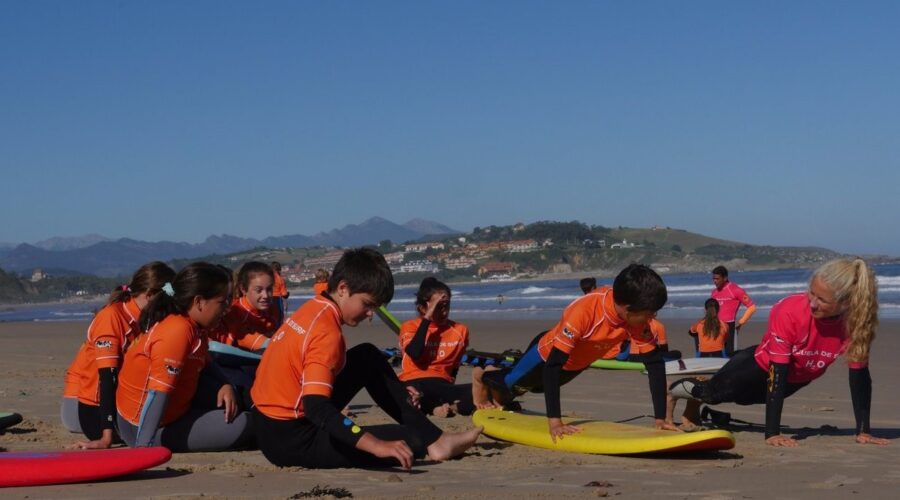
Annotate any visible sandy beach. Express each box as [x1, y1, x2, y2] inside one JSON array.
[[2, 317, 899, 499]]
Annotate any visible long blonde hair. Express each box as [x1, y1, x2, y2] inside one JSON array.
[[811, 258, 878, 363]]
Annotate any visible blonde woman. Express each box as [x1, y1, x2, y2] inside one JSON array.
[[669, 258, 889, 447]]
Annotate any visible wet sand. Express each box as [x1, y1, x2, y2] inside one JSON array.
[[1, 318, 898, 499]]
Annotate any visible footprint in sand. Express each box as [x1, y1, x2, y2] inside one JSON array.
[[809, 474, 862, 489]]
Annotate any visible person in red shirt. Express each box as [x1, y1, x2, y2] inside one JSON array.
[[61, 261, 175, 449], [271, 261, 289, 326], [710, 266, 757, 356], [481, 264, 677, 442], [689, 298, 729, 357], [670, 258, 888, 447], [115, 262, 251, 451], [250, 248, 482, 469], [398, 277, 489, 417]]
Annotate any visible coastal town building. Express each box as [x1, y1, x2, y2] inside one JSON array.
[[478, 262, 517, 280], [403, 242, 445, 253], [30, 269, 46, 282]]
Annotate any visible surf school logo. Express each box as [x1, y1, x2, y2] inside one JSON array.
[[562, 327, 575, 339], [165, 365, 181, 376], [94, 340, 113, 349]]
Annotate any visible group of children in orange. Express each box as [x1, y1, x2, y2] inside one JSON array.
[[61, 250, 888, 470]]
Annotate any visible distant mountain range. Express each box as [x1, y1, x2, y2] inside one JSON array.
[[0, 217, 460, 277]]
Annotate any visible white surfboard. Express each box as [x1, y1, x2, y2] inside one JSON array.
[[664, 357, 728, 375]]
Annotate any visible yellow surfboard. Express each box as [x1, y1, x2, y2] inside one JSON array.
[[473, 409, 735, 455]]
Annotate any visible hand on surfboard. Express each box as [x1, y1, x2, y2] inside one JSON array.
[[548, 417, 581, 443], [855, 432, 890, 446], [217, 384, 238, 423], [654, 419, 683, 432]]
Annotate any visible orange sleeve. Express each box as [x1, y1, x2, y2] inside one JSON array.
[[89, 306, 125, 370], [300, 328, 344, 398], [397, 320, 419, 349], [655, 320, 667, 345], [628, 322, 658, 354], [549, 302, 592, 355], [235, 331, 269, 351], [146, 328, 191, 394]]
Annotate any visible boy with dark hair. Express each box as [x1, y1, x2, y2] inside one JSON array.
[[251, 248, 481, 469], [579, 277, 597, 294], [711, 265, 756, 356], [480, 264, 678, 441]]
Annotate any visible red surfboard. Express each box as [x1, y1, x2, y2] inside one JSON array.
[[0, 447, 171, 487]]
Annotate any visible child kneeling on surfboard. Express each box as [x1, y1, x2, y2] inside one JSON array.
[[397, 277, 499, 417], [480, 264, 678, 441], [250, 248, 482, 469]]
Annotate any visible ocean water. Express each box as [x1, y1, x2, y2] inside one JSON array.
[[4, 263, 900, 324]]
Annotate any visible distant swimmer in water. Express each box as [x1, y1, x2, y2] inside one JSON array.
[[497, 294, 505, 305], [669, 258, 889, 447]]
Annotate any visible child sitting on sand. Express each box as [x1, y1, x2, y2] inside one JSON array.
[[250, 248, 481, 469], [63, 261, 175, 449], [397, 277, 499, 417], [116, 263, 252, 451]]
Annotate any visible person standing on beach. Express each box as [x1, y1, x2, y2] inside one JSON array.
[[710, 266, 756, 356], [480, 264, 678, 441], [688, 298, 729, 358], [250, 248, 481, 469], [670, 258, 889, 447], [313, 268, 329, 297], [271, 261, 289, 326], [63, 261, 176, 449]]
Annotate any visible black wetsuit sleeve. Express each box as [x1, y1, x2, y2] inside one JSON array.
[[543, 348, 569, 419], [643, 350, 667, 419], [657, 343, 669, 352], [404, 319, 431, 359], [765, 362, 790, 439], [302, 394, 364, 448], [98, 368, 117, 431], [849, 367, 872, 435]]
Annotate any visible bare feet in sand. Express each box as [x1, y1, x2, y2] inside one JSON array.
[[426, 426, 483, 461], [431, 403, 454, 418], [472, 366, 501, 409]]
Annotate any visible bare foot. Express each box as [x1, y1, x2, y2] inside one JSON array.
[[431, 403, 453, 418], [681, 399, 702, 427], [426, 426, 483, 461], [471, 367, 497, 409]]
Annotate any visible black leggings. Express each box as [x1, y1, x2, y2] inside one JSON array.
[[254, 343, 443, 469], [404, 377, 475, 416], [724, 322, 737, 357], [691, 346, 808, 405]]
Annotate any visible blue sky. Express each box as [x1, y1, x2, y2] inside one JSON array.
[[1, 1, 898, 255]]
